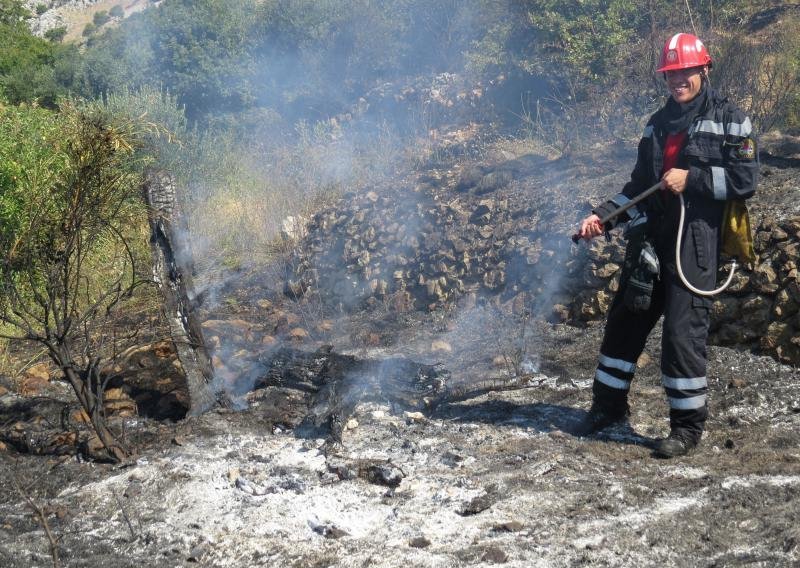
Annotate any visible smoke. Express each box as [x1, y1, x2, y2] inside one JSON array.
[[101, 1, 612, 405]]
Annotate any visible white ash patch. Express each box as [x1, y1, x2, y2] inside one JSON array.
[[662, 465, 710, 480], [720, 474, 800, 490]]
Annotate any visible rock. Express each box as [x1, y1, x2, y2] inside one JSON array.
[[24, 363, 50, 382], [431, 340, 452, 353], [456, 165, 486, 191], [458, 492, 497, 516], [725, 270, 751, 293], [362, 463, 404, 487], [773, 288, 799, 319], [104, 398, 137, 417], [236, 477, 272, 496], [593, 262, 620, 278], [741, 294, 771, 320], [404, 411, 427, 423], [280, 215, 308, 241], [713, 322, 762, 344], [83, 435, 106, 456], [469, 203, 492, 225], [711, 296, 742, 324], [475, 170, 512, 194], [752, 262, 779, 293], [311, 523, 349, 539], [481, 545, 509, 564], [409, 536, 432, 548], [728, 377, 747, 389], [19, 362, 51, 396], [152, 341, 174, 358], [761, 322, 791, 350], [288, 327, 309, 341], [492, 521, 524, 533]]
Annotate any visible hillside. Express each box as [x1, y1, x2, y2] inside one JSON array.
[[1, 2, 800, 567], [24, 0, 154, 41], [2, 121, 800, 566]]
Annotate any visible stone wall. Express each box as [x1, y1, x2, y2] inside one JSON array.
[[287, 168, 800, 366], [573, 216, 800, 365]]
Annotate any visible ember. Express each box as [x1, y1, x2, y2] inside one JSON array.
[[252, 346, 450, 442]]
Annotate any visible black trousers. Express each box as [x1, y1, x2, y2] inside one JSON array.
[[592, 228, 714, 441]]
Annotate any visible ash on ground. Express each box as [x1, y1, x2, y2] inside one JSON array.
[[2, 137, 800, 567], [2, 313, 800, 567]]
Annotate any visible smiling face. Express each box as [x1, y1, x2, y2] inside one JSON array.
[[665, 66, 706, 103]]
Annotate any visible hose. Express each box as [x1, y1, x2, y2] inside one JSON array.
[[675, 193, 736, 296]]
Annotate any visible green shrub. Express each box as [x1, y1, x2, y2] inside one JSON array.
[[0, 0, 29, 25], [110, 5, 124, 18], [0, 22, 90, 106], [0, 101, 177, 461], [83, 22, 96, 36], [93, 10, 110, 26], [35, 3, 47, 15], [44, 25, 67, 43]]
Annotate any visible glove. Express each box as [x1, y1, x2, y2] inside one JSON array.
[[623, 240, 660, 313]]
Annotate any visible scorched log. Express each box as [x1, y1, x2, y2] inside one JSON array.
[[143, 170, 221, 415]]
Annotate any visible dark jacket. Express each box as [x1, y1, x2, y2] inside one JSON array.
[[596, 87, 757, 227], [594, 88, 758, 300]]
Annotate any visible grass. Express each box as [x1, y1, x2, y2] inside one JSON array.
[[184, 121, 406, 271], [59, 0, 151, 43]]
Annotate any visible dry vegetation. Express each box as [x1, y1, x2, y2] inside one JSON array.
[[58, 0, 149, 42]]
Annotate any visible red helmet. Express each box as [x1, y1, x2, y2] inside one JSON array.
[[656, 33, 712, 72]]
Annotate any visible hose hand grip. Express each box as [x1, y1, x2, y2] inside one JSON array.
[[571, 182, 662, 243]]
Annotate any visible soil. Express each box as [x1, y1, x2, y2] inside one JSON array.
[[1, 134, 799, 567]]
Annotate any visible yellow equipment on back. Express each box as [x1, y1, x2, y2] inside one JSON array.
[[721, 199, 755, 266]]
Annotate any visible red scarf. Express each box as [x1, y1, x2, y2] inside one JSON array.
[[662, 131, 687, 174]]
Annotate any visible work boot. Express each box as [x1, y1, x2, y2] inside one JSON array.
[[573, 404, 629, 437], [653, 430, 698, 458]]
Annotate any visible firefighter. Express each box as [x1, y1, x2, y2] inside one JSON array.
[[575, 33, 758, 457]]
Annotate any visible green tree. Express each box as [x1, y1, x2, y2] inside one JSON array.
[[0, 24, 58, 105], [0, 17, 90, 105], [85, 0, 262, 120], [93, 10, 110, 26], [0, 0, 28, 25], [44, 25, 68, 43]]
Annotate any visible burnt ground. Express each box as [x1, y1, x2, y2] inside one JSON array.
[[1, 133, 800, 567]]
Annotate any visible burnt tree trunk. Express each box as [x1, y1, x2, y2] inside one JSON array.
[[143, 170, 220, 415]]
